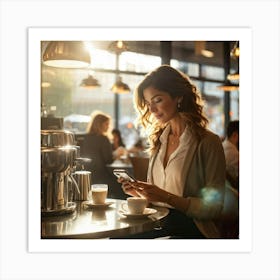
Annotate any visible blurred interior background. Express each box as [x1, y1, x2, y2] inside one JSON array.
[[41, 40, 239, 149]]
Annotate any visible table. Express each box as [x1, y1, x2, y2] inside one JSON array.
[[41, 199, 169, 239]]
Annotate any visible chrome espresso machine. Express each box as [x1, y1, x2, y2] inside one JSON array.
[[41, 130, 91, 216]]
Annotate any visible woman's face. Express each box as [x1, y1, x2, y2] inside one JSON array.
[[143, 86, 179, 124], [112, 132, 119, 143], [102, 120, 110, 133]]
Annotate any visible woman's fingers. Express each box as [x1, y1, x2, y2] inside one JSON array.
[[132, 183, 167, 202], [117, 177, 126, 183], [121, 186, 133, 195], [121, 183, 140, 197], [121, 181, 163, 201], [130, 181, 151, 190]]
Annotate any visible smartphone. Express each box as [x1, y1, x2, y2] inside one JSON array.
[[113, 169, 136, 182]]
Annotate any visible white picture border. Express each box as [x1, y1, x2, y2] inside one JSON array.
[[1, 0, 280, 279], [28, 27, 252, 253]]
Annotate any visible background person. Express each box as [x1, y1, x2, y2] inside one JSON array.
[[119, 65, 226, 238], [81, 111, 125, 198], [222, 120, 239, 190], [127, 138, 147, 156], [111, 128, 127, 160]]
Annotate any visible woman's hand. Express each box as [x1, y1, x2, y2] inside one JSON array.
[[120, 180, 191, 213], [118, 178, 171, 203], [128, 181, 169, 203], [117, 178, 140, 197], [120, 180, 190, 213]]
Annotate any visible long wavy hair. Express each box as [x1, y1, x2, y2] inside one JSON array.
[[86, 111, 111, 136], [134, 65, 209, 154]]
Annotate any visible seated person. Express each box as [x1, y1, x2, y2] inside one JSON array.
[[81, 111, 113, 184], [127, 138, 148, 157], [222, 120, 239, 189], [81, 111, 127, 199], [111, 128, 127, 160]]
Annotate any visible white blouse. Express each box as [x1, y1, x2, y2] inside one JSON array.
[[151, 125, 192, 207]]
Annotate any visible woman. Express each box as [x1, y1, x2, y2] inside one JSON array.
[[111, 128, 127, 160], [81, 111, 114, 185], [120, 65, 226, 238], [111, 128, 126, 150]]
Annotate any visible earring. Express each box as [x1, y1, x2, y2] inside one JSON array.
[[177, 102, 181, 110]]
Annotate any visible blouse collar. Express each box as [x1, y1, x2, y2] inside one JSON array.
[[159, 124, 190, 144]]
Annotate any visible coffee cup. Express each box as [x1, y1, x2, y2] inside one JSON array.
[[90, 184, 108, 204], [123, 197, 147, 214]]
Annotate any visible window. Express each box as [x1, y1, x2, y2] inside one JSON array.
[[201, 65, 224, 81], [193, 80, 225, 137], [230, 90, 239, 120], [89, 49, 116, 69], [119, 52, 161, 72], [171, 59, 199, 77]]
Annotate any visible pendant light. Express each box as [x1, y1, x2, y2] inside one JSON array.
[[108, 40, 131, 94], [227, 71, 240, 81], [218, 41, 239, 91], [110, 76, 130, 94], [230, 41, 240, 58], [217, 80, 239, 91], [108, 40, 129, 54], [41, 82, 51, 88], [80, 73, 101, 89], [195, 41, 214, 58], [228, 41, 240, 81], [42, 41, 91, 68]]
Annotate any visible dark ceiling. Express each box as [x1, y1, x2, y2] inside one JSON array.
[[90, 40, 236, 68]]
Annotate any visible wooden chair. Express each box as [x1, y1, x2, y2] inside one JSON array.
[[129, 156, 149, 181]]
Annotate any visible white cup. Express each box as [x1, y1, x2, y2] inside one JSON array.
[[90, 184, 108, 204], [124, 197, 147, 214]]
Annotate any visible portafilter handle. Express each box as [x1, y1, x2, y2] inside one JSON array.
[[75, 157, 92, 163]]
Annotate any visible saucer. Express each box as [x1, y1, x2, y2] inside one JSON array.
[[118, 207, 157, 219], [83, 200, 114, 209], [41, 202, 76, 217]]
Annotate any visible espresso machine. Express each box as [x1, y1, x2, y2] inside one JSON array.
[[41, 130, 91, 216]]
